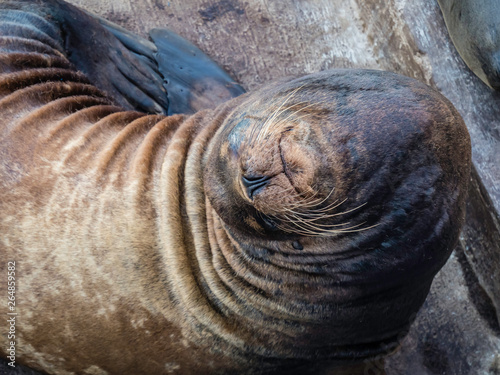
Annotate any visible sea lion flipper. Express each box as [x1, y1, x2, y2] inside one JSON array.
[[1, 0, 243, 114], [149, 28, 246, 115], [91, 14, 157, 63], [90, 10, 245, 114], [51, 3, 170, 114], [0, 0, 170, 114]]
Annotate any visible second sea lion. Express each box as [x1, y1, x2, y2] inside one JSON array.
[[438, 0, 500, 89]]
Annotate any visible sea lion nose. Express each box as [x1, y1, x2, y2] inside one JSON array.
[[241, 174, 270, 200]]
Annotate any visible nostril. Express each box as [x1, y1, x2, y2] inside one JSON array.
[[241, 174, 270, 200]]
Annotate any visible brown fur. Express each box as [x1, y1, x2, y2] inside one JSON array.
[[0, 2, 471, 375]]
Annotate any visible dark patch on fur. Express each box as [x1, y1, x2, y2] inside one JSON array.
[[199, 0, 245, 22]]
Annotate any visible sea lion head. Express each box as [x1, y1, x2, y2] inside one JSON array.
[[202, 69, 471, 359]]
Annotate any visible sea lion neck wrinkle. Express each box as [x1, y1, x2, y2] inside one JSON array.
[[162, 96, 326, 359], [155, 96, 262, 353], [178, 99, 352, 359]]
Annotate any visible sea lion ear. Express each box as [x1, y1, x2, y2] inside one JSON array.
[[148, 28, 245, 115]]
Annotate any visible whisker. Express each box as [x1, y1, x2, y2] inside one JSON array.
[[263, 102, 315, 139], [282, 209, 354, 223], [258, 89, 303, 135], [282, 187, 337, 210], [280, 212, 353, 229], [254, 86, 305, 144], [247, 90, 334, 148], [284, 195, 345, 213], [276, 215, 322, 235], [321, 222, 380, 234], [277, 218, 377, 237], [324, 202, 367, 217]]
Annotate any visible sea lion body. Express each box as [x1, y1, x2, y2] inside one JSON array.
[[438, 0, 500, 89], [0, 1, 471, 375]]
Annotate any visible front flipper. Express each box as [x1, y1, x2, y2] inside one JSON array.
[[2, 0, 244, 115], [50, 0, 170, 114], [88, 7, 246, 114]]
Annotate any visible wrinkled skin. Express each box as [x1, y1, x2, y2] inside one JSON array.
[[0, 1, 471, 374]]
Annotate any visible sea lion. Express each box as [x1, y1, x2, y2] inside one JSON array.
[[0, 1, 471, 374], [437, 0, 500, 89]]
